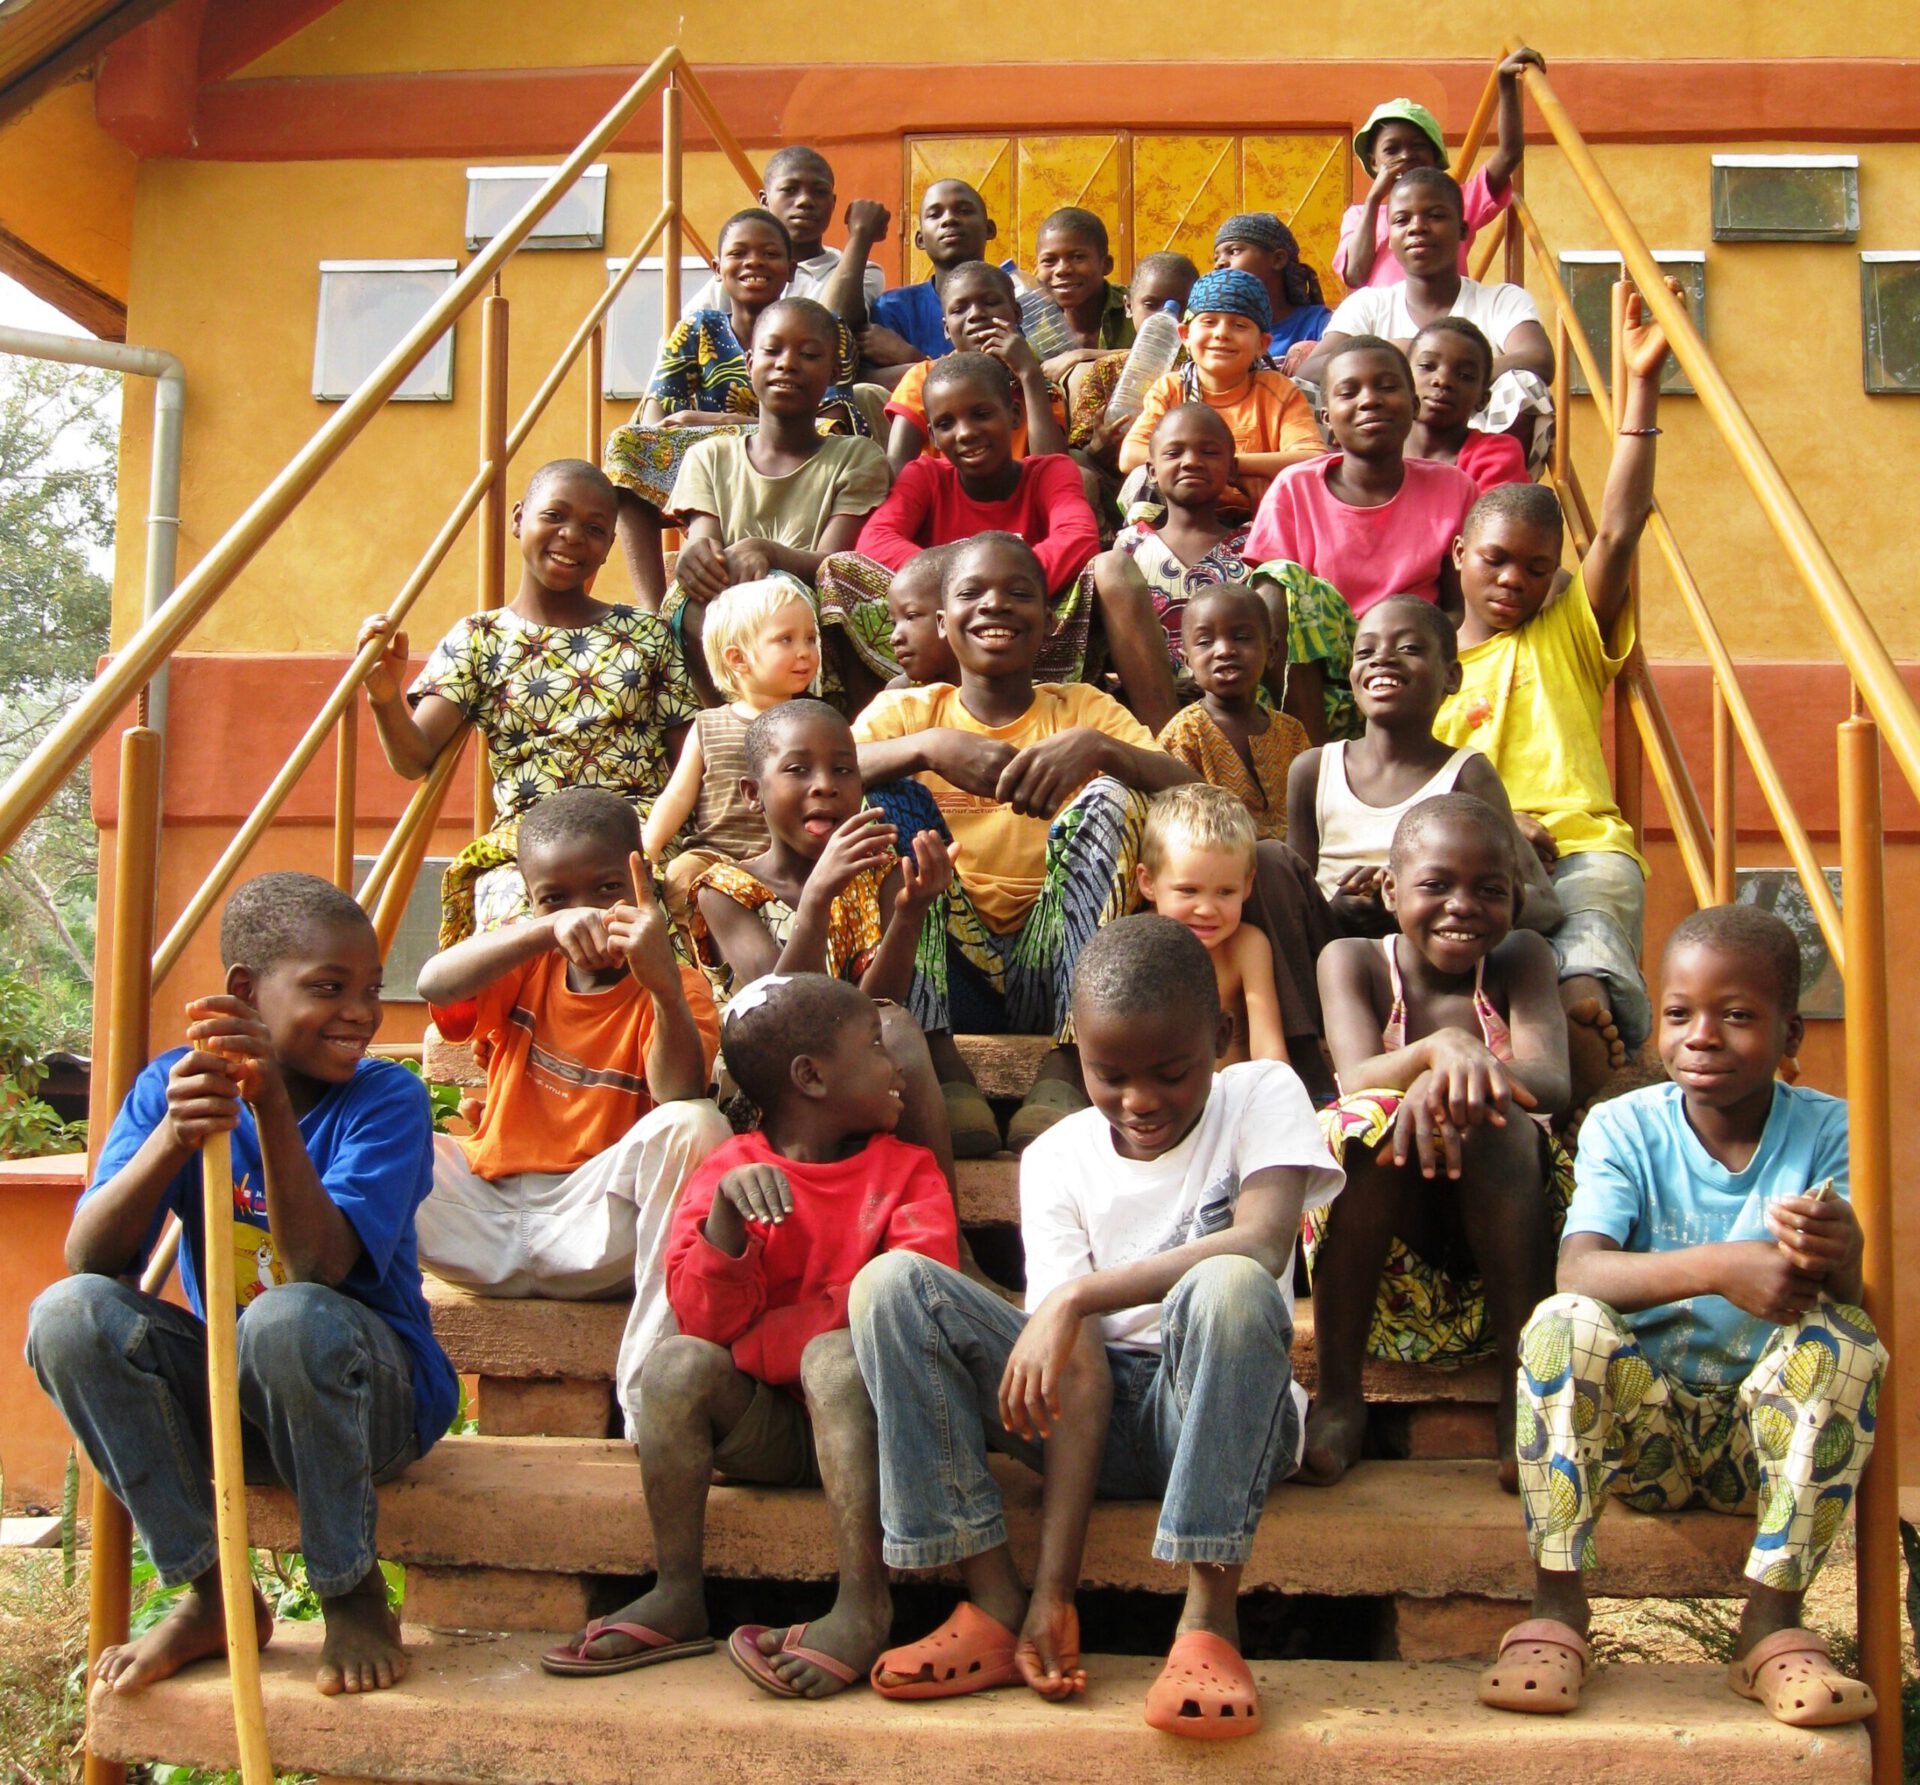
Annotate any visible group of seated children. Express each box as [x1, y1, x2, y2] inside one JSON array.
[[29, 49, 1884, 1749]]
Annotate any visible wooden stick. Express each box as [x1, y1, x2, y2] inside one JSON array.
[[197, 1136, 274, 1785]]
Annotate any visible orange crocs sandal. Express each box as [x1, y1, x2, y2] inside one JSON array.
[[1729, 1628, 1877, 1728], [1477, 1619, 1589, 1714], [1143, 1631, 1262, 1740], [870, 1601, 1020, 1700]]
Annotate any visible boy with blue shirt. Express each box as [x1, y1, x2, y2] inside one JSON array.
[[1480, 904, 1884, 1730], [28, 873, 455, 1701]]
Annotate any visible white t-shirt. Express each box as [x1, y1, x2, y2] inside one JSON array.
[[1326, 275, 1542, 353], [1020, 1061, 1343, 1432], [681, 247, 885, 321]]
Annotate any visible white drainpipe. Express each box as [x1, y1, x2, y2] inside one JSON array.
[[0, 326, 185, 739]]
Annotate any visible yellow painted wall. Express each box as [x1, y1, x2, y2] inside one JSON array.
[[112, 134, 1920, 665], [0, 80, 136, 302], [238, 0, 1920, 75]]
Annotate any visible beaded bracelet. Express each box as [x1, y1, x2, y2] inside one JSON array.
[[1617, 426, 1663, 437]]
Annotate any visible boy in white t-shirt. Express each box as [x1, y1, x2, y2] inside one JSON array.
[[848, 914, 1342, 1740]]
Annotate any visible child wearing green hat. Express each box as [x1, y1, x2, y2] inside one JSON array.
[[1336, 48, 1543, 289]]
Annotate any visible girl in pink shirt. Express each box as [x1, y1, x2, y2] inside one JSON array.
[[1245, 337, 1478, 618]]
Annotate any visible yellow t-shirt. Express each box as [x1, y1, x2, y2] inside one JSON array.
[[1433, 568, 1646, 871], [852, 682, 1158, 932]]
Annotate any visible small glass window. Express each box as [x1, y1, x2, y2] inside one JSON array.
[[353, 855, 453, 999], [1735, 866, 1845, 1019], [313, 261, 458, 403], [1862, 254, 1920, 395], [1711, 155, 1859, 244], [603, 258, 715, 400], [465, 164, 608, 251], [1559, 251, 1706, 397]]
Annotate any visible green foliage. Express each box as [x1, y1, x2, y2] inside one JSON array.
[[398, 1058, 465, 1133], [0, 968, 88, 1160], [0, 355, 117, 1059]]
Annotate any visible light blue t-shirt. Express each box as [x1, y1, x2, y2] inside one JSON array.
[[1564, 1080, 1850, 1389]]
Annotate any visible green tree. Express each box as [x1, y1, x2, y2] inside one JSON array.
[[0, 354, 118, 1066]]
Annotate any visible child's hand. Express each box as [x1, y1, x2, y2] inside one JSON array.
[[355, 615, 408, 707], [165, 1049, 248, 1150], [675, 536, 731, 602], [999, 1287, 1082, 1441], [1714, 1239, 1823, 1325], [928, 731, 1019, 799], [722, 541, 774, 585], [550, 908, 616, 971], [1329, 864, 1386, 927], [1280, 340, 1316, 377], [1513, 812, 1559, 869], [894, 830, 956, 915], [1365, 161, 1398, 206], [1016, 1596, 1088, 1702], [1766, 1191, 1860, 1283], [843, 198, 891, 243], [995, 731, 1114, 818], [858, 322, 924, 369], [1620, 276, 1685, 383], [977, 317, 1040, 379], [717, 1163, 794, 1227], [1079, 408, 1135, 461], [182, 996, 276, 1104], [1498, 45, 1545, 83], [812, 810, 900, 900], [606, 854, 680, 993]]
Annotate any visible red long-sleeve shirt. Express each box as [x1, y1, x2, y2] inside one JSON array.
[[854, 453, 1098, 594], [665, 1130, 959, 1389]]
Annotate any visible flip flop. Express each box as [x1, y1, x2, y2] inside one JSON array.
[[1143, 1631, 1262, 1740], [727, 1624, 863, 1700], [940, 1080, 1001, 1158], [539, 1618, 715, 1677], [1729, 1628, 1877, 1727], [870, 1601, 1020, 1700], [1006, 1079, 1088, 1154], [1476, 1619, 1589, 1714]]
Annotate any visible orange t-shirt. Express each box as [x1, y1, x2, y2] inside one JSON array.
[[443, 951, 720, 1181], [1122, 368, 1324, 511], [884, 357, 1068, 461]]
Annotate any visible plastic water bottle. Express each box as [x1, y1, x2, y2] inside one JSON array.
[[1105, 300, 1182, 421], [1017, 286, 1079, 360]]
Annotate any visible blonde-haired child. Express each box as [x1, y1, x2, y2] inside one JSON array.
[[1137, 784, 1287, 1066], [644, 577, 820, 915]]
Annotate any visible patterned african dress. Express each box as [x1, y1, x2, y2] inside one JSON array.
[[408, 606, 699, 945], [603, 309, 866, 510], [1252, 558, 1361, 742], [1116, 522, 1251, 671], [1306, 939, 1577, 1365], [689, 857, 888, 1004], [1156, 701, 1309, 843]]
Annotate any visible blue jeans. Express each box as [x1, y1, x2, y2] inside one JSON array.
[[848, 1251, 1298, 1569], [1548, 848, 1650, 1049], [27, 1276, 418, 1597]]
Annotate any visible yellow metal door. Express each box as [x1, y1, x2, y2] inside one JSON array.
[[1015, 133, 1131, 272]]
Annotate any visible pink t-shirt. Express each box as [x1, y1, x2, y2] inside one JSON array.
[[1244, 454, 1479, 617], [1334, 165, 1512, 290]]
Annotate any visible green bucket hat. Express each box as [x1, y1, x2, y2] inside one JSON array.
[[1356, 99, 1446, 171]]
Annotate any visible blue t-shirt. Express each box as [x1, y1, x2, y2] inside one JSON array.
[[1269, 304, 1333, 356], [1564, 1080, 1851, 1389], [870, 279, 951, 362], [85, 1051, 458, 1454]]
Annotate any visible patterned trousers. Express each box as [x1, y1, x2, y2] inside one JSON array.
[[1517, 1291, 1885, 1592], [866, 775, 1146, 1044]]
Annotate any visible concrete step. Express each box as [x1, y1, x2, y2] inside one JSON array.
[[88, 1627, 1867, 1785], [424, 1278, 1502, 1406], [423, 1028, 1053, 1103], [247, 1439, 1745, 1605]]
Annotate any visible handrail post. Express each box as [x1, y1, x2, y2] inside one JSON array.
[[1711, 682, 1736, 904], [586, 324, 604, 462], [662, 75, 684, 351], [333, 697, 358, 893], [83, 725, 164, 1785], [1838, 695, 1903, 1785], [1605, 279, 1644, 861], [475, 281, 509, 839]]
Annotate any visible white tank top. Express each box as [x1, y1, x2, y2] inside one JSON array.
[[1313, 741, 1478, 899]]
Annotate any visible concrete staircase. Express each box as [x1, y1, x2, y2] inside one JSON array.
[[87, 1035, 1872, 1782]]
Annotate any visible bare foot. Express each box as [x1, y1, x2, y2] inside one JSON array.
[[316, 1566, 408, 1696], [557, 1579, 708, 1668], [754, 1600, 890, 1699], [97, 1573, 274, 1695], [1562, 987, 1627, 1111], [1299, 1396, 1368, 1486]]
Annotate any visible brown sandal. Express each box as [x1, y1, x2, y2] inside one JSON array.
[[1729, 1628, 1876, 1727], [1477, 1619, 1589, 1714]]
